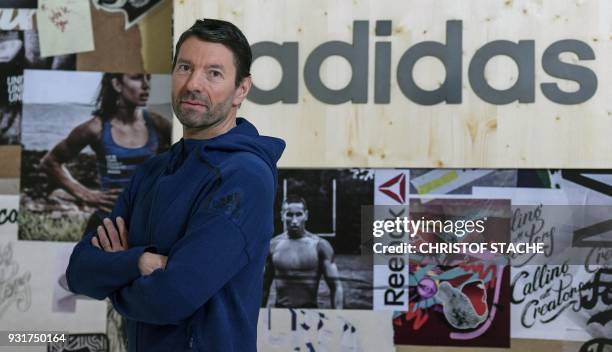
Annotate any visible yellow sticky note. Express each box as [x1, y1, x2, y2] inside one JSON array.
[[37, 0, 94, 57]]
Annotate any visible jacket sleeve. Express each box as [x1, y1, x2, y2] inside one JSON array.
[[65, 172, 151, 300], [110, 164, 274, 325]]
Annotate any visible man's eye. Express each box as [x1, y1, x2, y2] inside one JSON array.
[[211, 70, 222, 78], [177, 64, 190, 72]]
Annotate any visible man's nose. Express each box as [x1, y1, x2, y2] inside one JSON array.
[[185, 71, 205, 93]]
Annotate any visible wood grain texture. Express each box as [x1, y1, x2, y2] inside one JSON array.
[[0, 146, 20, 178], [173, 0, 612, 168], [139, 0, 173, 74]]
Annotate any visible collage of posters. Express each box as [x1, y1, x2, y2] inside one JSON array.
[[257, 168, 611, 350], [0, 2, 173, 351]]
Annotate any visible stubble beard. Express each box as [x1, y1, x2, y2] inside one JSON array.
[[172, 92, 234, 130]]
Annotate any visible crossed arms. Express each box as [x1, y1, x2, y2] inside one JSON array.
[[66, 174, 262, 325]]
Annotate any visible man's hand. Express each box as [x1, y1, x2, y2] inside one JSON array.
[[92, 216, 128, 252], [138, 252, 168, 276]]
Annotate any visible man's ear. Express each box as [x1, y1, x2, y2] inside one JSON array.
[[233, 76, 252, 107], [304, 210, 309, 221], [111, 77, 122, 93]]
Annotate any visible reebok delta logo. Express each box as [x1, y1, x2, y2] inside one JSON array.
[[378, 173, 406, 204]]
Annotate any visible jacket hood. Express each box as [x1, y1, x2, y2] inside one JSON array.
[[169, 118, 285, 177]]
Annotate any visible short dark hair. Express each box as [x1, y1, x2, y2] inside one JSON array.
[[173, 19, 252, 87], [283, 194, 308, 210]]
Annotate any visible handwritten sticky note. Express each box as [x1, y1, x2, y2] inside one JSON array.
[[36, 0, 94, 57]]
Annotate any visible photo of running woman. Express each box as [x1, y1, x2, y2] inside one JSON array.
[[19, 70, 172, 242], [40, 73, 172, 234]]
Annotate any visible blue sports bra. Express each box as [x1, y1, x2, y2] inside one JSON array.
[[95, 109, 159, 192]]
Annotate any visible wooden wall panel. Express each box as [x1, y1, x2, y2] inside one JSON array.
[[173, 0, 612, 168], [140, 0, 173, 73], [0, 145, 20, 178]]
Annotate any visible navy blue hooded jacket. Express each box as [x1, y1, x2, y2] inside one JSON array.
[[66, 118, 285, 351]]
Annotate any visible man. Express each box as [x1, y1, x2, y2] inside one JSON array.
[[65, 19, 285, 352], [262, 195, 344, 308]]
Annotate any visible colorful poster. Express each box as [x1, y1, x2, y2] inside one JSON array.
[[392, 197, 511, 347], [393, 263, 511, 347]]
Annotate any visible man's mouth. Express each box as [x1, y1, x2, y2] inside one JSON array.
[[181, 100, 208, 109]]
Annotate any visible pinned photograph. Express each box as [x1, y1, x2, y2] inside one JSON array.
[[0, 0, 37, 8], [0, 30, 76, 145], [23, 30, 76, 70], [19, 69, 172, 241], [0, 31, 23, 145], [0, 8, 35, 30], [262, 169, 374, 309], [92, 0, 163, 29]]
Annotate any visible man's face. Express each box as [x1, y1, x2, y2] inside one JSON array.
[[171, 37, 246, 130], [282, 202, 308, 235]]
